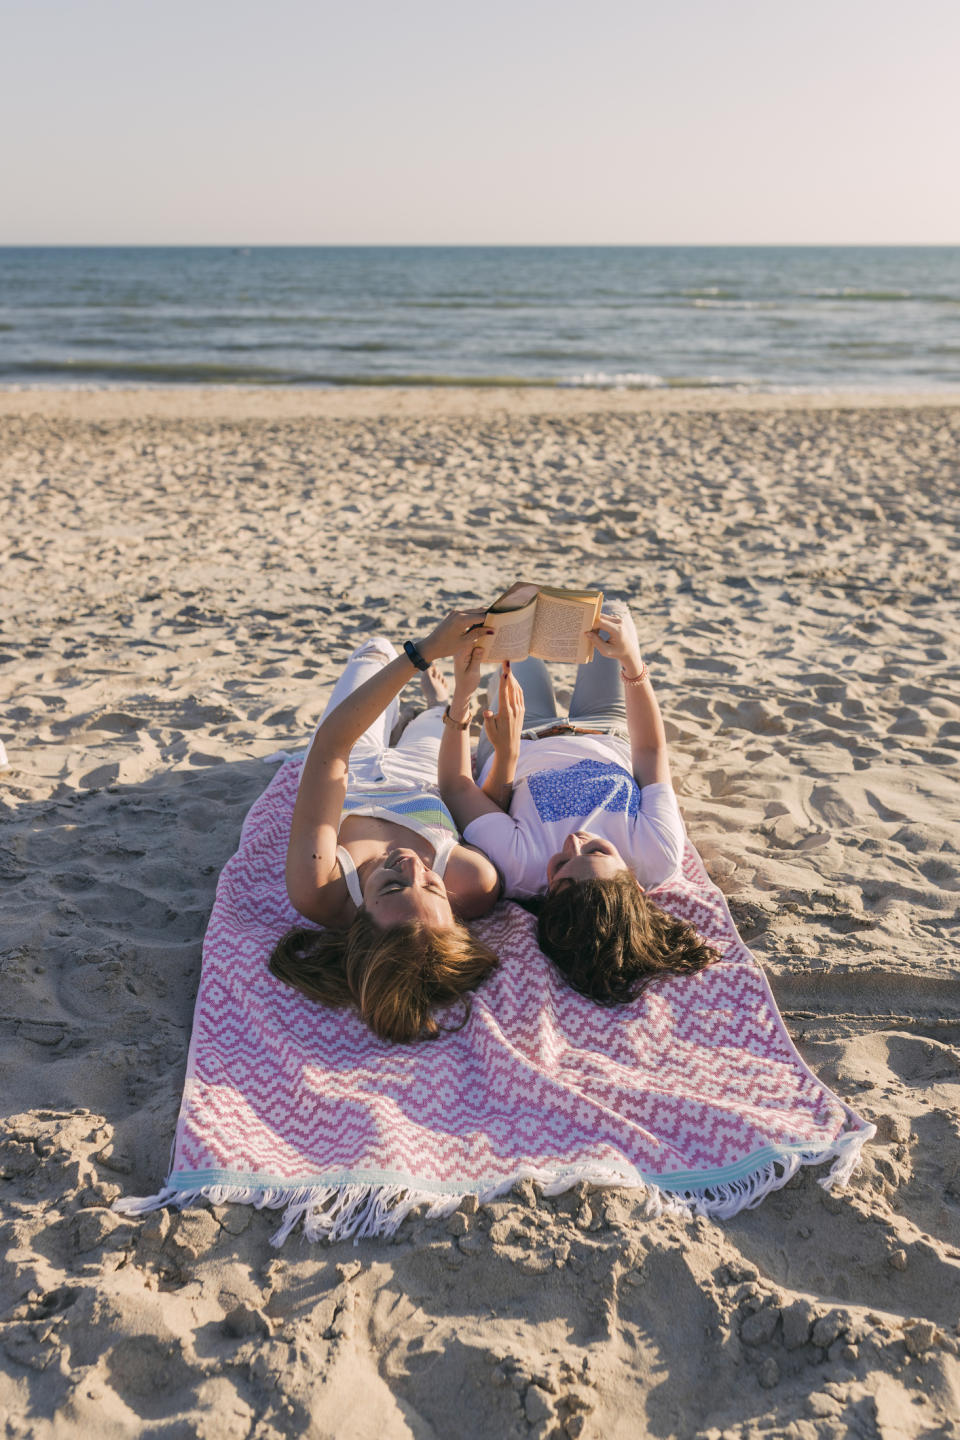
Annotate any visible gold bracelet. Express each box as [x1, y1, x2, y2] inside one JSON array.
[[620, 660, 648, 686], [442, 704, 472, 731]]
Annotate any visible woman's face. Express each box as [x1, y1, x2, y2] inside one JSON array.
[[362, 848, 455, 929], [546, 831, 632, 890]]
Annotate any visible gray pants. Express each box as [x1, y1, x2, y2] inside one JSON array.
[[475, 652, 628, 773]]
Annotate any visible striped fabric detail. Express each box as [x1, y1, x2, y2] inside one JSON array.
[[341, 786, 458, 839]]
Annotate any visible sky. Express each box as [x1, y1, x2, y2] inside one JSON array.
[[2, 0, 958, 245]]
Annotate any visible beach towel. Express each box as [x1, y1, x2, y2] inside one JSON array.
[[118, 756, 875, 1244]]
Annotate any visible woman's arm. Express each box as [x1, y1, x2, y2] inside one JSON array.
[[480, 663, 525, 810], [587, 607, 671, 789], [287, 610, 487, 920], [437, 648, 520, 829]]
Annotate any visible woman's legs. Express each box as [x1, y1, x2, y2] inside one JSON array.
[[391, 704, 446, 769], [506, 657, 560, 728], [568, 651, 628, 729], [569, 597, 629, 729], [376, 664, 455, 788], [312, 637, 399, 762]]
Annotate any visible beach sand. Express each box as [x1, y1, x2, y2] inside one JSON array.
[[2, 386, 959, 1439]]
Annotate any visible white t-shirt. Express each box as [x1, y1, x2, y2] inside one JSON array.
[[464, 734, 684, 900]]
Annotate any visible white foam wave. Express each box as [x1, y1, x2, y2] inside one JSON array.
[[558, 371, 666, 389], [691, 299, 778, 310], [559, 372, 763, 390]]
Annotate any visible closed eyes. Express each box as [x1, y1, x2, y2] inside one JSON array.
[[380, 881, 445, 896]]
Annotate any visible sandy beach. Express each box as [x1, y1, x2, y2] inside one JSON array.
[[2, 385, 959, 1439]]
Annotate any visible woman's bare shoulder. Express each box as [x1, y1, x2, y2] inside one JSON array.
[[445, 843, 502, 919]]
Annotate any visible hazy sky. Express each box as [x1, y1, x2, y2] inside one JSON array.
[[3, 0, 958, 244]]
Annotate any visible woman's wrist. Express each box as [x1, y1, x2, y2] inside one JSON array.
[[448, 693, 474, 721], [620, 648, 646, 681]]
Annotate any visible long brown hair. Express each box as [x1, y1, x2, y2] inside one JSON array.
[[536, 870, 719, 1004], [268, 913, 498, 1043]]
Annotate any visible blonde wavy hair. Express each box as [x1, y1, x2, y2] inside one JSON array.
[[268, 913, 498, 1043]]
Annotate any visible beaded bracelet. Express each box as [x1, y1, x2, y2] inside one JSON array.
[[620, 660, 648, 686]]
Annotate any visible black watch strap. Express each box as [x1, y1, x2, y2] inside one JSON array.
[[403, 640, 430, 672]]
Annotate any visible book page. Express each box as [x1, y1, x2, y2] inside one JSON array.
[[482, 598, 538, 663], [529, 591, 603, 664]]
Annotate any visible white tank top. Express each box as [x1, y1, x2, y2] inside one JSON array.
[[335, 783, 459, 908]]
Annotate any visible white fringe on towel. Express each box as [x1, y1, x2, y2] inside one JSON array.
[[115, 1123, 874, 1246]]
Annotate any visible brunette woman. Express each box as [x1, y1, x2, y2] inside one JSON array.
[[438, 603, 718, 1002]]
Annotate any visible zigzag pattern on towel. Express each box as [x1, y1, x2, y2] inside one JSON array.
[[167, 757, 862, 1194]]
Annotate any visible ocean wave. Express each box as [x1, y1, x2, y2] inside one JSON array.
[[825, 341, 914, 355], [0, 359, 559, 387], [663, 374, 761, 389], [558, 371, 665, 388], [510, 348, 618, 363], [393, 298, 559, 311], [811, 288, 959, 303], [0, 359, 765, 390], [0, 359, 311, 384], [558, 371, 758, 389], [817, 288, 913, 301], [675, 287, 741, 299], [18, 308, 348, 327], [690, 299, 778, 310]]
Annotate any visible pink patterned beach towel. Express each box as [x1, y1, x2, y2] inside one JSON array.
[[119, 757, 874, 1244]]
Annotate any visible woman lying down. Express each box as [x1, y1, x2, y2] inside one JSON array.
[[270, 602, 717, 1041], [269, 609, 503, 1044], [437, 601, 718, 1003]]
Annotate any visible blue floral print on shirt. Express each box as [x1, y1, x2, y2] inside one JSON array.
[[527, 760, 640, 824]]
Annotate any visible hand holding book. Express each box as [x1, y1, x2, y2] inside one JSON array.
[[586, 606, 645, 677]]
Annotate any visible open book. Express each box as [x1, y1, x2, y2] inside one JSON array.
[[482, 583, 604, 665]]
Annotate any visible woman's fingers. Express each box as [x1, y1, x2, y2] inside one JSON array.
[[597, 609, 623, 627], [453, 631, 493, 667], [589, 605, 642, 661], [426, 609, 493, 658], [454, 644, 485, 698]]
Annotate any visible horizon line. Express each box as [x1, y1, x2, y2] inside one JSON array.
[[1, 241, 958, 250]]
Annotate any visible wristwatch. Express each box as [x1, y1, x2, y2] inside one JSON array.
[[442, 704, 471, 731]]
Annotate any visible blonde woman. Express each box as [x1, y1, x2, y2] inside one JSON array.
[[270, 611, 501, 1041]]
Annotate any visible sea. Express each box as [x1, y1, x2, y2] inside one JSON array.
[[0, 246, 958, 392]]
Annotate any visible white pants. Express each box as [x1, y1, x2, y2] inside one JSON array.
[[315, 637, 445, 789]]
